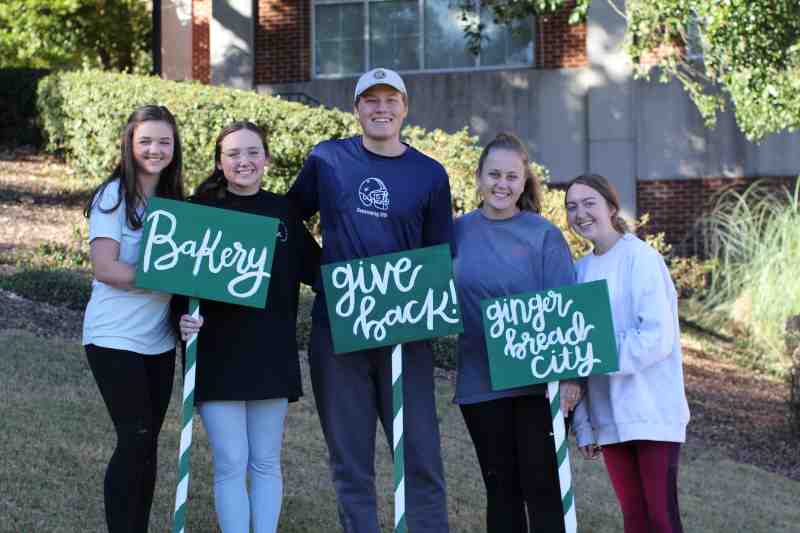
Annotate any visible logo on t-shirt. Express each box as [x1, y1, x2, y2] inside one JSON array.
[[357, 177, 390, 218]]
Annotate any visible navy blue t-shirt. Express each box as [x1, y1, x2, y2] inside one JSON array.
[[287, 135, 455, 322]]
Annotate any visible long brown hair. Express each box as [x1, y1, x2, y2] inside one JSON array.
[[476, 132, 542, 213], [194, 121, 270, 200], [84, 105, 184, 228], [565, 174, 631, 233]]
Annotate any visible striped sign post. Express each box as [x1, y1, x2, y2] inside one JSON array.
[[548, 381, 577, 533], [172, 298, 199, 533], [392, 344, 406, 533]]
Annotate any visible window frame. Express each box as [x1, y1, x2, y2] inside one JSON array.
[[311, 0, 536, 79]]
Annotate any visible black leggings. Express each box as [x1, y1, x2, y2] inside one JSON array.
[[85, 344, 175, 533], [460, 395, 566, 533]]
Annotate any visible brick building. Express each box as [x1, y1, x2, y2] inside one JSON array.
[[161, 0, 800, 250]]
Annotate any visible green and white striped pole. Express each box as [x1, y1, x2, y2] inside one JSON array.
[[392, 344, 407, 533], [172, 298, 199, 533], [548, 380, 577, 533]]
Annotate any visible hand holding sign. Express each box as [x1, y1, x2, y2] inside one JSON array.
[[179, 313, 204, 341]]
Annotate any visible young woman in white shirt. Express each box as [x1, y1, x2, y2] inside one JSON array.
[[566, 174, 690, 533], [82, 105, 184, 532]]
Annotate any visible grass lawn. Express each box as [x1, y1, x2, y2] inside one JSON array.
[[2, 329, 799, 532]]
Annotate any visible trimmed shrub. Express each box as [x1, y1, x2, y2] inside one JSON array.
[[37, 71, 360, 190], [37, 71, 556, 214], [787, 315, 800, 434], [35, 71, 609, 248]]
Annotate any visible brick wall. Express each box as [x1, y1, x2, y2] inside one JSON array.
[[192, 0, 211, 83], [538, 1, 588, 69], [638, 41, 683, 68], [255, 0, 311, 84], [637, 176, 798, 253]]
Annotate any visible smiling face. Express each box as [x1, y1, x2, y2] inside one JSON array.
[[217, 129, 268, 196], [565, 182, 620, 249], [354, 85, 408, 145], [132, 120, 175, 181], [477, 148, 526, 219]]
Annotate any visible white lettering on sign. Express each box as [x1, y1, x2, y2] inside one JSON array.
[[141, 209, 271, 298], [329, 258, 459, 341], [484, 292, 601, 379]]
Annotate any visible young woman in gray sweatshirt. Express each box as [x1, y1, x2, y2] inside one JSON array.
[[453, 133, 582, 533]]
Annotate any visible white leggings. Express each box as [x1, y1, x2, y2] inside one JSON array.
[[198, 398, 289, 533]]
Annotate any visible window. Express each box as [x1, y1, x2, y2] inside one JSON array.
[[313, 0, 534, 77]]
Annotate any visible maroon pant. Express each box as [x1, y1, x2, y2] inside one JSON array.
[[602, 440, 683, 533]]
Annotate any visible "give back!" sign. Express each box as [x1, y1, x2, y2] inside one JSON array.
[[483, 280, 619, 389], [134, 197, 278, 308], [321, 244, 463, 354]]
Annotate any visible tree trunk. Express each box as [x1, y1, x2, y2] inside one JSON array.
[[786, 315, 800, 434]]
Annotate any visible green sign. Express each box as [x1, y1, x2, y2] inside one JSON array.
[[483, 280, 619, 389], [321, 244, 463, 354], [135, 197, 278, 308]]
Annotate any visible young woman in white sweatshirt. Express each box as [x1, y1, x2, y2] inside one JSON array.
[[566, 174, 690, 533]]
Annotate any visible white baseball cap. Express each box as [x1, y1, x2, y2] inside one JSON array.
[[353, 68, 407, 103]]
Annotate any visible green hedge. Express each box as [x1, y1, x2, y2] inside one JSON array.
[[35, 70, 583, 238], [37, 71, 358, 191], [36, 71, 509, 214], [35, 71, 512, 220]]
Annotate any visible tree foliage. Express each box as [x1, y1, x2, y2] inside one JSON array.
[[466, 0, 800, 141], [625, 0, 800, 141], [459, 0, 590, 53], [0, 0, 152, 72]]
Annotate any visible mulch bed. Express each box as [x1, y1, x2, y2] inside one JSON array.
[[682, 344, 799, 480]]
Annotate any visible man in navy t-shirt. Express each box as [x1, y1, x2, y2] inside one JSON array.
[[288, 68, 453, 532]]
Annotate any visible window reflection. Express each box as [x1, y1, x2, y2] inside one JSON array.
[[315, 3, 365, 76], [313, 0, 534, 76], [370, 0, 420, 71]]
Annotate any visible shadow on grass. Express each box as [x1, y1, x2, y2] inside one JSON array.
[[679, 317, 735, 343], [0, 267, 91, 310], [0, 182, 93, 207]]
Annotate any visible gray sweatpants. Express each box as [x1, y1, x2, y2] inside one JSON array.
[[309, 324, 450, 533]]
